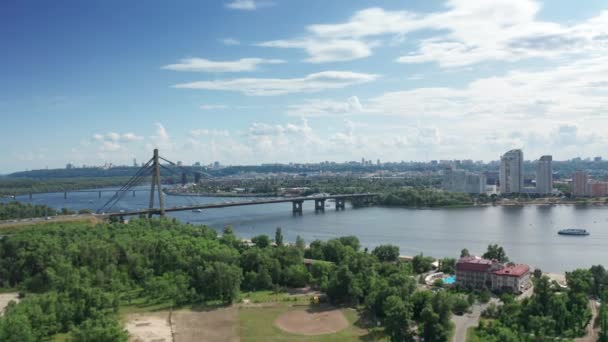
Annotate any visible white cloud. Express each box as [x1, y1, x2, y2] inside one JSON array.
[[259, 1, 608, 66], [226, 0, 256, 10], [199, 104, 229, 110], [220, 38, 240, 46], [162, 57, 284, 72], [173, 71, 379, 96], [190, 129, 230, 138], [258, 39, 373, 63], [287, 96, 363, 117]]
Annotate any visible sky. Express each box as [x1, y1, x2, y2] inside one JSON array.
[[1, 0, 607, 172]]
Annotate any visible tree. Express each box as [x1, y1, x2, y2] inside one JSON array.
[[70, 316, 128, 342], [383, 295, 413, 342], [412, 254, 434, 274], [275, 227, 283, 247], [201, 262, 243, 303], [0, 313, 36, 342], [482, 244, 509, 263], [283, 264, 310, 287], [295, 235, 305, 250], [439, 258, 456, 274], [460, 248, 470, 258], [372, 245, 400, 262], [251, 235, 271, 248], [420, 305, 448, 342]]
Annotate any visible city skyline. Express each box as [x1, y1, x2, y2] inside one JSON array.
[[2, 0, 608, 173]]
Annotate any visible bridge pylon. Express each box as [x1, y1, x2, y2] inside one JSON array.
[[148, 148, 165, 217]]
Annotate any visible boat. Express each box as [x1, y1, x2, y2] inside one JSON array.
[[558, 228, 589, 236], [192, 209, 203, 213]]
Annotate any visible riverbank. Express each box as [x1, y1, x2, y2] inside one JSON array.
[[164, 190, 276, 198]]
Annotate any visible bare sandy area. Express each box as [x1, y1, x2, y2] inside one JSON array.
[[0, 293, 19, 315], [172, 307, 239, 342], [274, 306, 348, 335], [125, 312, 173, 342]]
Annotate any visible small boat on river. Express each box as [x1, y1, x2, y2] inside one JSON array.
[[558, 228, 589, 236]]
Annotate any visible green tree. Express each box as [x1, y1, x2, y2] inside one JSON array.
[[283, 264, 310, 287], [482, 244, 509, 263], [383, 295, 413, 342], [372, 245, 400, 262], [201, 262, 243, 303], [274, 227, 284, 247], [295, 235, 305, 250], [251, 235, 271, 248], [412, 254, 434, 274], [460, 248, 470, 258]]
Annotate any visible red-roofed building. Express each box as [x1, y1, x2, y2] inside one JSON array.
[[491, 264, 530, 293], [455, 256, 531, 293]]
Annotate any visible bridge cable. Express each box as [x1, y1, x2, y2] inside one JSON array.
[[97, 158, 154, 213]]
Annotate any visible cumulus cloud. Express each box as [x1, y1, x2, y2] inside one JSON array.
[[287, 96, 363, 117], [259, 1, 608, 66], [173, 71, 379, 96], [162, 57, 284, 72]]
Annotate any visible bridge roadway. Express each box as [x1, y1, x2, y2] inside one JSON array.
[[106, 193, 378, 217]]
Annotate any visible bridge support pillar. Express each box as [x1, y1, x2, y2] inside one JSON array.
[[314, 199, 325, 212], [64, 191, 67, 200], [133, 190, 136, 197], [335, 198, 345, 210], [292, 200, 303, 215], [29, 193, 32, 200], [99, 191, 102, 198]]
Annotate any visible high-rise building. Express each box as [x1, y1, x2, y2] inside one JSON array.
[[442, 168, 486, 194], [535, 155, 553, 195], [133, 158, 137, 167], [499, 149, 524, 194], [572, 171, 589, 197]]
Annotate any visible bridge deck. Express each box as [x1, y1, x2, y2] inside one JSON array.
[[106, 193, 377, 217]]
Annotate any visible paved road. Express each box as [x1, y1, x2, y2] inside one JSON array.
[[451, 299, 498, 342]]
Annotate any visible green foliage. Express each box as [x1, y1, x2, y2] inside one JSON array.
[[438, 258, 456, 274], [70, 315, 128, 342], [482, 244, 509, 263], [0, 201, 57, 220], [295, 235, 305, 250], [460, 248, 470, 258], [274, 227, 283, 247], [412, 254, 434, 274], [372, 245, 400, 262], [251, 235, 270, 248], [383, 295, 413, 342], [379, 188, 473, 208]]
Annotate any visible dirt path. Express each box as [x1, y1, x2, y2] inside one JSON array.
[[125, 312, 173, 342], [0, 293, 19, 316], [575, 300, 600, 342], [172, 307, 239, 342]]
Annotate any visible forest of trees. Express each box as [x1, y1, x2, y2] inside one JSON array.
[[0, 202, 58, 220], [0, 219, 605, 341]]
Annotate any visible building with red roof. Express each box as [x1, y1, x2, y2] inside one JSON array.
[[455, 256, 531, 293]]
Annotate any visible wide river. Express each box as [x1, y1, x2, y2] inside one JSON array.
[[8, 187, 608, 273]]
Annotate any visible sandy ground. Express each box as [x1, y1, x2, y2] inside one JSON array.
[[125, 312, 173, 342], [274, 306, 348, 335], [172, 308, 239, 342], [0, 293, 19, 315], [126, 308, 239, 342]]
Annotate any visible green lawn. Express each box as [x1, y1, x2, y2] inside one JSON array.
[[238, 304, 386, 341]]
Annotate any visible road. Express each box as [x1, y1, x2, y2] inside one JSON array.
[[451, 299, 497, 342]]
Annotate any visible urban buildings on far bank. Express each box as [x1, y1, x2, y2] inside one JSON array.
[[441, 169, 487, 194], [571, 170, 608, 197], [499, 149, 524, 194], [455, 255, 531, 293], [535, 155, 553, 195]]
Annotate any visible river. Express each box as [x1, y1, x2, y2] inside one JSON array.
[[7, 187, 608, 273]]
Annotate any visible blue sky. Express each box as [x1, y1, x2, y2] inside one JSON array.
[[1, 0, 607, 172]]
